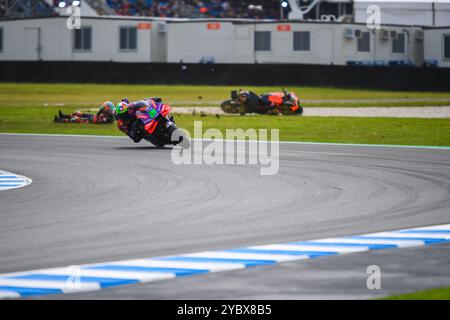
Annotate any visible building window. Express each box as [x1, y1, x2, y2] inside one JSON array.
[[120, 27, 137, 50], [0, 28, 3, 52], [254, 31, 271, 51], [73, 27, 92, 51], [393, 32, 406, 53], [293, 31, 310, 51], [357, 32, 370, 52], [444, 34, 450, 59]]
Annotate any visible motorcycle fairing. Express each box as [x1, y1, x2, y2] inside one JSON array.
[[136, 100, 173, 134]]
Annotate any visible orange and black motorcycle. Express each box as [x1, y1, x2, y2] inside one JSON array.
[[221, 88, 303, 115]]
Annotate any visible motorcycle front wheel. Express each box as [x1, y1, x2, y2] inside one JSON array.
[[279, 104, 304, 116], [158, 120, 190, 148], [169, 124, 190, 148]]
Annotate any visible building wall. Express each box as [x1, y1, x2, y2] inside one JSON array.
[[167, 21, 241, 63], [334, 25, 424, 66], [151, 21, 168, 62], [249, 23, 336, 64], [354, 1, 434, 26], [435, 3, 450, 27], [354, 1, 450, 28], [424, 28, 450, 68], [0, 17, 153, 62], [0, 17, 431, 67], [166, 21, 422, 66]]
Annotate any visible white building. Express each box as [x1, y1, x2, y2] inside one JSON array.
[[166, 20, 423, 65], [354, 0, 450, 27], [424, 27, 450, 67], [0, 16, 166, 62], [0, 15, 446, 67]]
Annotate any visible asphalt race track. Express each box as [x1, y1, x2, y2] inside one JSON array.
[[1, 134, 450, 299]]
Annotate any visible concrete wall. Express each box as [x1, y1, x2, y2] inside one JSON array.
[[4, 61, 450, 90], [424, 27, 450, 68]]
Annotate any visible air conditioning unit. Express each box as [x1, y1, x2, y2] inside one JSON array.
[[344, 28, 355, 39], [158, 22, 167, 33], [415, 30, 424, 41], [390, 30, 397, 39], [380, 29, 389, 40]]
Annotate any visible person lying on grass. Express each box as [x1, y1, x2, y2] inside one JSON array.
[[54, 101, 115, 124], [230, 89, 302, 115]]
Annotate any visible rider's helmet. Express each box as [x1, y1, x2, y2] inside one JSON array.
[[238, 89, 249, 103], [102, 101, 115, 114], [114, 101, 131, 122]]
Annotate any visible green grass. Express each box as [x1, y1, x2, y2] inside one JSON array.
[[1, 105, 449, 146], [383, 287, 450, 300], [1, 83, 450, 108], [1, 84, 448, 146], [303, 101, 450, 108]]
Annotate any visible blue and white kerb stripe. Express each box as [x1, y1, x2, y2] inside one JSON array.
[[0, 170, 32, 191], [0, 223, 449, 299]]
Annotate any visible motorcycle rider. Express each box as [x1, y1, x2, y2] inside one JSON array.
[[115, 100, 144, 143], [235, 89, 280, 114], [236, 89, 260, 112], [114, 97, 164, 143], [54, 101, 115, 124]]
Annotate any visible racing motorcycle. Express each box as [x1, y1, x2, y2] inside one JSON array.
[[221, 89, 303, 115], [133, 100, 189, 148]]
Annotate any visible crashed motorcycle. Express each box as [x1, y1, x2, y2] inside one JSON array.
[[133, 100, 189, 148], [221, 89, 303, 115]]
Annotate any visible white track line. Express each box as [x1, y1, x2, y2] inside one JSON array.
[[1, 132, 449, 150], [304, 238, 425, 248], [108, 259, 245, 272], [249, 244, 368, 253], [181, 251, 305, 262]]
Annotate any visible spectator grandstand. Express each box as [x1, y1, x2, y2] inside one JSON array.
[[0, 0, 287, 19], [105, 0, 281, 19], [0, 0, 351, 20], [1, 0, 56, 18]]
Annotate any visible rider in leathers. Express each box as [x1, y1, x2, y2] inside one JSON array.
[[114, 97, 162, 143]]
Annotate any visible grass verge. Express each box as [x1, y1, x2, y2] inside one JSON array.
[[1, 106, 449, 146], [1, 83, 450, 108], [382, 287, 450, 300]]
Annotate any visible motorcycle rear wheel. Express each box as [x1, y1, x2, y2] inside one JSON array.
[[221, 99, 243, 114]]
